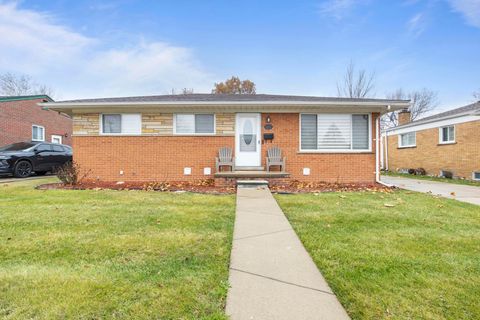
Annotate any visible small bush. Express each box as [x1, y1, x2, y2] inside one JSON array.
[[55, 161, 90, 185], [415, 168, 426, 175], [408, 168, 415, 175]]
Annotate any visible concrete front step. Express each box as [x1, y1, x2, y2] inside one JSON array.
[[237, 180, 269, 188], [235, 166, 265, 171]]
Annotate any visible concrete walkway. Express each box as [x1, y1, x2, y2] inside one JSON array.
[[382, 175, 480, 206], [226, 186, 349, 320]]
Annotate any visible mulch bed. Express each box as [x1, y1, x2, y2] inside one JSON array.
[[36, 180, 236, 194], [270, 180, 394, 194], [36, 179, 394, 194]]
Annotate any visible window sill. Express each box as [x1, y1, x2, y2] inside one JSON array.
[[397, 145, 416, 149], [438, 142, 456, 146], [298, 150, 373, 154]]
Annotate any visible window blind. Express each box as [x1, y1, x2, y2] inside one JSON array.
[[195, 114, 215, 133], [317, 114, 351, 149], [300, 114, 317, 150], [352, 115, 369, 149]]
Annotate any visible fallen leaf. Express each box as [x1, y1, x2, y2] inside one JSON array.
[[384, 203, 396, 207], [450, 192, 456, 196]]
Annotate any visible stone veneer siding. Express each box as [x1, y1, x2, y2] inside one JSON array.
[[386, 120, 480, 179], [142, 114, 173, 135], [72, 112, 380, 183]]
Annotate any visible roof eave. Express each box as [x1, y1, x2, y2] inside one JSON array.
[[386, 111, 479, 131], [39, 100, 409, 115]]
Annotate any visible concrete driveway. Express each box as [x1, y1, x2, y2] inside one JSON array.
[[0, 175, 54, 184], [382, 175, 480, 206]]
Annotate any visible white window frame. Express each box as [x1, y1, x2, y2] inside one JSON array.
[[173, 113, 216, 135], [51, 135, 63, 144], [99, 114, 141, 135], [398, 132, 416, 148], [472, 172, 480, 181], [298, 113, 372, 153], [32, 125, 45, 142], [439, 125, 455, 144]]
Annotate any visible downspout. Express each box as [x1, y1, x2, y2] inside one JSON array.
[[384, 131, 389, 171], [376, 114, 392, 187]]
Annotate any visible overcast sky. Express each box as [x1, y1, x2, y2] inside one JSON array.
[[1, 0, 479, 111]]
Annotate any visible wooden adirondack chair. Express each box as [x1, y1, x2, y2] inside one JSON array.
[[266, 146, 286, 172], [216, 147, 235, 172]]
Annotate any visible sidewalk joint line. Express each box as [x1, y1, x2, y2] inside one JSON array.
[[233, 228, 292, 241], [230, 267, 334, 295]]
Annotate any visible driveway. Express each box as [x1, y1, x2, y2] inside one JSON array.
[[0, 175, 54, 184], [382, 175, 480, 206]]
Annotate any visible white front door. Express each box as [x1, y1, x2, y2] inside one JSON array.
[[235, 113, 261, 167]]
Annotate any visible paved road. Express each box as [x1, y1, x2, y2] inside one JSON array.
[[382, 175, 480, 206], [226, 186, 349, 320]]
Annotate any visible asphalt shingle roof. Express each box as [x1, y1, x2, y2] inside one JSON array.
[[57, 93, 408, 104], [392, 101, 480, 130]]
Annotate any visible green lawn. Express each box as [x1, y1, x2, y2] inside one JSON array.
[[0, 178, 235, 319], [276, 191, 480, 320], [383, 171, 480, 187]]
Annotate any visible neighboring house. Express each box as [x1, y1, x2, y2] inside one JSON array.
[[0, 95, 72, 146], [383, 101, 480, 180], [41, 94, 408, 185]]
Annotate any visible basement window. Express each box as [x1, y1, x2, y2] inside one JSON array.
[[473, 172, 480, 181]]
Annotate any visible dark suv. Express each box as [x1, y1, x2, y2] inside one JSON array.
[[0, 142, 73, 178]]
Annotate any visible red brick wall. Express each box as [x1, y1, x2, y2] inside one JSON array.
[[74, 113, 379, 183], [261, 113, 378, 183], [74, 136, 234, 181], [0, 98, 72, 146]]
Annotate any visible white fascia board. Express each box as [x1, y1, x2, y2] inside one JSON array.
[[386, 115, 479, 136], [39, 100, 409, 108], [39, 100, 409, 115]]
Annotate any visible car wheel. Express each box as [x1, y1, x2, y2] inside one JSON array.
[[14, 161, 33, 178], [35, 171, 48, 176]]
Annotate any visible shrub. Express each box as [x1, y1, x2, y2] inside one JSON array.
[[415, 168, 426, 175], [55, 161, 90, 185]]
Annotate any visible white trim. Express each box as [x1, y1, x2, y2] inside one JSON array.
[[398, 132, 416, 148], [386, 115, 478, 136], [173, 113, 216, 135], [438, 125, 455, 144], [51, 135, 63, 144], [41, 100, 409, 108], [298, 113, 372, 153], [32, 124, 45, 141]]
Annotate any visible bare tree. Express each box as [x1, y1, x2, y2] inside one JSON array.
[[336, 61, 375, 98], [168, 88, 194, 95], [474, 89, 480, 100], [382, 88, 438, 128], [0, 72, 54, 97]]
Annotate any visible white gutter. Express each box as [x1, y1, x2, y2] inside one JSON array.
[[375, 116, 392, 187], [39, 100, 410, 108]]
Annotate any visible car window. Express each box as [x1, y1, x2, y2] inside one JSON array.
[[52, 145, 64, 152], [36, 144, 51, 152], [0, 142, 36, 151]]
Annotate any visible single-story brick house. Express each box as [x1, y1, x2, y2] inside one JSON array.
[[41, 94, 408, 185], [382, 101, 480, 180], [0, 95, 72, 146]]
